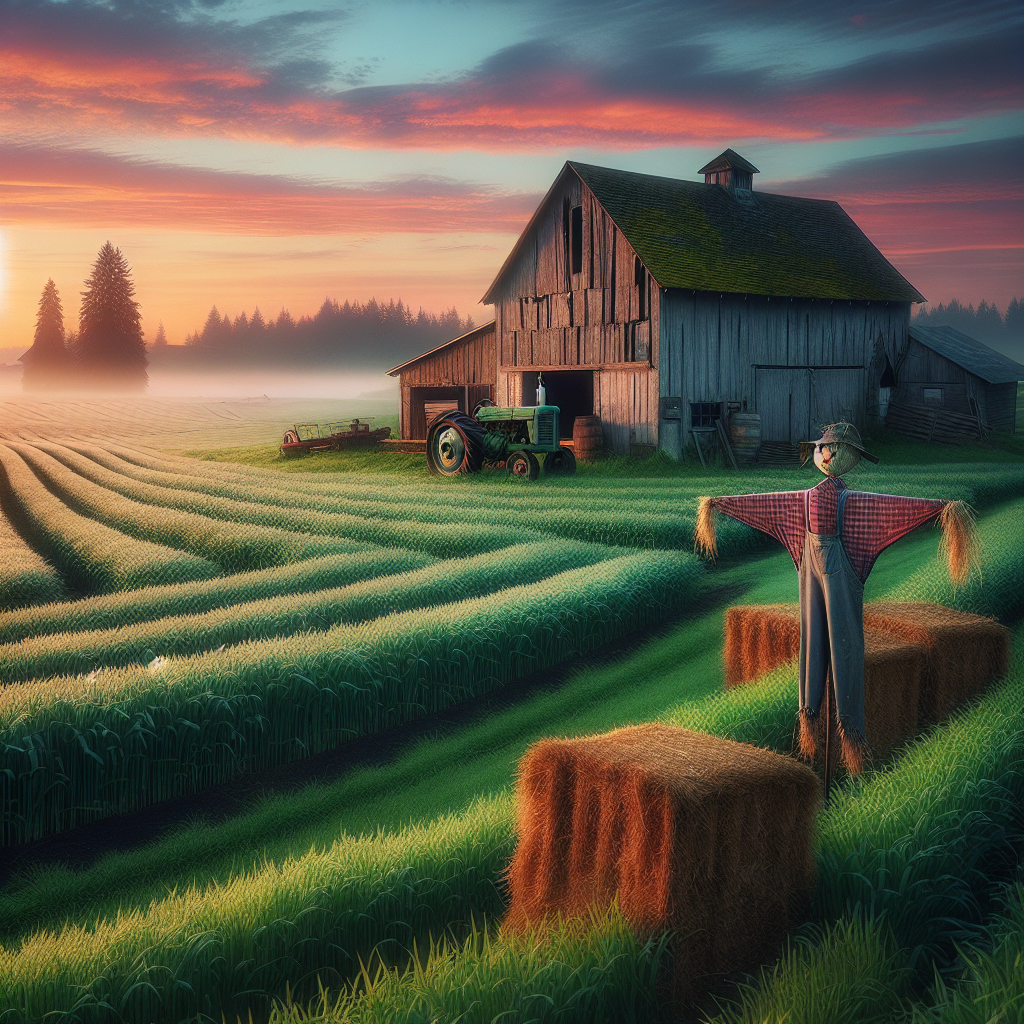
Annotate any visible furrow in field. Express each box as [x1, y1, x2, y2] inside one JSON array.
[[0, 551, 703, 844], [0, 446, 220, 594], [0, 549, 437, 647], [0, 540, 626, 684], [26, 441, 545, 559], [6, 443, 377, 572]]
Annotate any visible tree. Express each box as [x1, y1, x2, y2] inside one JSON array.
[[78, 242, 148, 392], [22, 279, 71, 391], [152, 322, 168, 347]]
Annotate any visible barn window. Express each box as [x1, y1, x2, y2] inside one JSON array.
[[922, 388, 943, 406], [634, 255, 647, 320], [570, 205, 583, 276], [689, 402, 722, 428]]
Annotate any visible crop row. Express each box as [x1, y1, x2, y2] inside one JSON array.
[[5, 443, 386, 572], [0, 551, 703, 843], [0, 508, 64, 611], [23, 441, 549, 560], [0, 540, 626, 684], [1, 502, 1018, 1023], [0, 446, 221, 593], [0, 549, 437, 647]]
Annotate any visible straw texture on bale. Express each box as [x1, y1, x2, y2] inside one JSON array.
[[504, 723, 821, 1001], [724, 601, 1009, 761], [862, 602, 1009, 723]]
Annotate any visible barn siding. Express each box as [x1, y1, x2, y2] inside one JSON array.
[[492, 170, 656, 454], [659, 291, 911, 451]]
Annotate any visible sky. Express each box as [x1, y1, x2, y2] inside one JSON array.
[[1, 0, 1022, 358]]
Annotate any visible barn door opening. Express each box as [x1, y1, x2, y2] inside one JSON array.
[[521, 370, 594, 439]]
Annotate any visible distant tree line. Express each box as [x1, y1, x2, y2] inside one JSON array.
[[22, 242, 147, 393], [180, 298, 476, 371], [912, 297, 1024, 361]]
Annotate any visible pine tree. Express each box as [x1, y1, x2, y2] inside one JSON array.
[[78, 242, 148, 392], [152, 322, 168, 347], [23, 279, 71, 391]]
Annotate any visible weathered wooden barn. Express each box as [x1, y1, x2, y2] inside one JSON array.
[[885, 324, 1023, 439], [478, 149, 925, 457], [388, 321, 495, 440]]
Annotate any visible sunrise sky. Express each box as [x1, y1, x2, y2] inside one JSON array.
[[1, 0, 1022, 356]]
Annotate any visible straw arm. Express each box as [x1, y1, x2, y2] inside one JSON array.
[[695, 492, 805, 565]]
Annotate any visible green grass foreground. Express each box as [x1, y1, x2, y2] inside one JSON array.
[[0, 438, 1020, 1023]]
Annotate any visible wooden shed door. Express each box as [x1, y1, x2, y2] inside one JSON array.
[[755, 368, 810, 443], [809, 368, 864, 434]]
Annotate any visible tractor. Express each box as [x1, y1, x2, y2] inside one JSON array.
[[426, 401, 576, 480]]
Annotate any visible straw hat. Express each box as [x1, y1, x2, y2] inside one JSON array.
[[801, 421, 879, 464]]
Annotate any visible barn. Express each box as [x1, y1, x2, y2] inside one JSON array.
[[884, 323, 1023, 441], [388, 321, 496, 441], [478, 149, 925, 458]]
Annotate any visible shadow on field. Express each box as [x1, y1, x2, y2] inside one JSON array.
[[0, 574, 750, 885]]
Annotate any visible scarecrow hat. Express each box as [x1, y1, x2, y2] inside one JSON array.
[[801, 421, 879, 464]]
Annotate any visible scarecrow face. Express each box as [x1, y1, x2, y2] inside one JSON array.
[[814, 442, 861, 477]]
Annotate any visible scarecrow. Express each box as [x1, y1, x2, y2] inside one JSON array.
[[695, 422, 977, 774]]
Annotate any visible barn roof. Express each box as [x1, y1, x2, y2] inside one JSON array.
[[909, 324, 1024, 384], [482, 161, 925, 304], [386, 320, 495, 376]]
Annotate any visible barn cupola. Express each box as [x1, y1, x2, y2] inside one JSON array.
[[698, 149, 760, 193]]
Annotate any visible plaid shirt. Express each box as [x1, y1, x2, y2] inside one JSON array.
[[713, 475, 946, 582]]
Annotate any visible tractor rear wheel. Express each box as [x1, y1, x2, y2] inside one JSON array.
[[427, 411, 486, 476], [506, 451, 540, 480], [543, 448, 577, 476]]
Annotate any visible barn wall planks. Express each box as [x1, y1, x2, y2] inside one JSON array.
[[659, 291, 911, 448], [491, 168, 656, 454]]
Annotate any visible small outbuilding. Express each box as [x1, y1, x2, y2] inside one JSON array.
[[387, 321, 496, 440], [885, 324, 1023, 440]]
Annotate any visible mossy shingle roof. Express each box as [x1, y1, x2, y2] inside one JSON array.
[[485, 162, 925, 304]]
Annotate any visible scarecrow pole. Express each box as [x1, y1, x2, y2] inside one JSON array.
[[695, 421, 979, 788]]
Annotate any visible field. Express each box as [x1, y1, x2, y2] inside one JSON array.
[[0, 400, 1021, 1023]]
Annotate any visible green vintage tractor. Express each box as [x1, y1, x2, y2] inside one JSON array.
[[426, 401, 576, 480]]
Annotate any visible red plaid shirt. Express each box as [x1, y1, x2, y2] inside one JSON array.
[[713, 476, 945, 582]]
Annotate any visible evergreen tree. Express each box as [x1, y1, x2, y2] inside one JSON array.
[[152, 322, 168, 347], [23, 279, 71, 391], [78, 242, 148, 392]]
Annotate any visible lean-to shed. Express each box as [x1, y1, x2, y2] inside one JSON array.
[[481, 150, 925, 457], [888, 324, 1023, 435], [387, 321, 495, 439]]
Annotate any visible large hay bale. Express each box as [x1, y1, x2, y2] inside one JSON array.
[[504, 723, 821, 1000], [862, 602, 1010, 724], [723, 603, 800, 686], [861, 633, 925, 759]]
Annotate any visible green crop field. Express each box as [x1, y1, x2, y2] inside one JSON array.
[[0, 428, 1021, 1023]]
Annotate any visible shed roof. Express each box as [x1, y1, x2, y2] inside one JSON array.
[[386, 320, 495, 376], [909, 324, 1024, 384], [483, 162, 925, 304], [698, 149, 760, 175]]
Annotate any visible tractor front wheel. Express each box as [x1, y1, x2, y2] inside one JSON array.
[[543, 448, 577, 477], [427, 411, 486, 476], [506, 451, 540, 481]]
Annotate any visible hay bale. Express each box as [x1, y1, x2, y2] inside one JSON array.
[[723, 603, 800, 686], [504, 723, 821, 1000], [862, 602, 1010, 724], [861, 633, 925, 759]]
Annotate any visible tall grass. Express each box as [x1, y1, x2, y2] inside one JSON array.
[[7, 442, 378, 572], [0, 540, 625, 684], [0, 549, 435, 646], [0, 551, 702, 843], [0, 508, 65, 610], [0, 446, 221, 593]]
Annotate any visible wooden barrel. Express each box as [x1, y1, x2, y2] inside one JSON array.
[[729, 412, 761, 461], [573, 415, 605, 462]]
